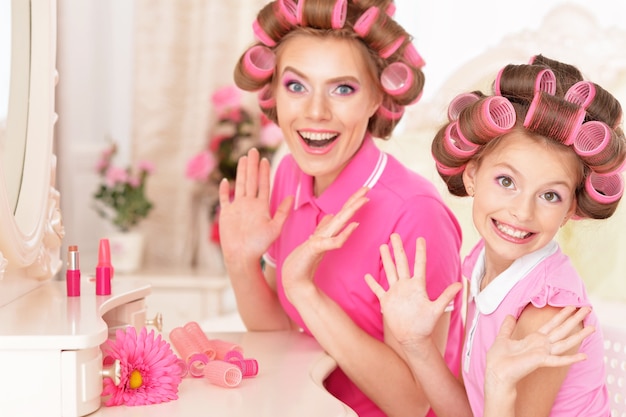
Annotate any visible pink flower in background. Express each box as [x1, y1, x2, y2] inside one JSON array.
[[101, 327, 183, 407], [260, 122, 284, 148], [185, 151, 216, 181], [138, 160, 155, 174], [105, 166, 129, 187], [211, 85, 243, 115]]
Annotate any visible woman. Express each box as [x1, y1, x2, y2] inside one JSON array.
[[218, 1, 464, 416]]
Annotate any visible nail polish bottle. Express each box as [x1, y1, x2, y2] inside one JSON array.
[[96, 238, 113, 295]]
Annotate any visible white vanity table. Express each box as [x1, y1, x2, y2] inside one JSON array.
[[0, 0, 354, 415]]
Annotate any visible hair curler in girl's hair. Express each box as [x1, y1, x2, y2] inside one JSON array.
[[523, 92, 586, 145], [457, 96, 517, 145], [296, 0, 348, 29], [584, 171, 624, 205], [528, 54, 583, 95], [242, 45, 276, 83], [573, 121, 624, 173], [443, 121, 480, 158], [403, 43, 425, 69], [565, 81, 623, 128], [277, 0, 298, 26], [257, 84, 276, 109], [434, 159, 466, 176], [494, 65, 556, 100], [448, 92, 481, 121]]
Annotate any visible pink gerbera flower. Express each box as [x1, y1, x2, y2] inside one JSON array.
[[101, 327, 183, 407]]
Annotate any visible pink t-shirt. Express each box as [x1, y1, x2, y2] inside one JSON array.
[[462, 239, 609, 416], [265, 136, 464, 417]]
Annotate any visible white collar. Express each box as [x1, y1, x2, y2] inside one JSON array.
[[469, 240, 558, 314]]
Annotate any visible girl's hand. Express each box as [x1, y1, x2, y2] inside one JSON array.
[[218, 148, 293, 263], [485, 306, 594, 390], [281, 187, 369, 299], [365, 235, 462, 349]]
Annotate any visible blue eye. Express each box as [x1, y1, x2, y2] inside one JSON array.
[[286, 80, 306, 93], [335, 84, 356, 95]]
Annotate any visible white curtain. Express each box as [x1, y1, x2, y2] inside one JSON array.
[[131, 0, 266, 273]]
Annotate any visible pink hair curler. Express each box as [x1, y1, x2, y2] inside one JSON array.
[[296, 0, 306, 25], [183, 321, 217, 360], [331, 0, 348, 29], [524, 92, 586, 146], [380, 62, 413, 97], [210, 338, 244, 360], [434, 159, 466, 176], [565, 81, 596, 109], [386, 2, 396, 16], [252, 19, 276, 47], [573, 121, 612, 165], [380, 35, 406, 59], [277, 0, 298, 26], [585, 172, 624, 204], [377, 101, 405, 121], [257, 84, 276, 109], [447, 92, 480, 121], [243, 45, 276, 82], [354, 6, 380, 37], [535, 69, 556, 96], [481, 96, 516, 134], [443, 122, 479, 158], [403, 42, 425, 69], [175, 357, 189, 378], [203, 360, 243, 388], [169, 327, 209, 377]]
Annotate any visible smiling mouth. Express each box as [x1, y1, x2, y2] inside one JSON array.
[[299, 131, 338, 148], [493, 219, 533, 240]]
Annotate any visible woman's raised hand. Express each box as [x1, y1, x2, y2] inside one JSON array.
[[218, 148, 293, 263], [365, 235, 462, 349], [281, 187, 369, 299]]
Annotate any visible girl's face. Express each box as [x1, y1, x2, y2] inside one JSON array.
[[274, 34, 382, 195], [463, 132, 580, 278]]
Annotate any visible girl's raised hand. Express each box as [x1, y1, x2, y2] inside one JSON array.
[[218, 148, 293, 262], [485, 306, 594, 390], [365, 235, 462, 349]]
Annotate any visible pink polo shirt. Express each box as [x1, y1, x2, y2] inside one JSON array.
[[265, 136, 464, 417], [462, 239, 609, 417]]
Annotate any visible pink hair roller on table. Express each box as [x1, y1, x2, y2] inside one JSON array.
[[183, 321, 217, 360], [203, 360, 243, 388], [169, 327, 209, 377], [380, 62, 413, 97], [224, 351, 259, 378], [243, 45, 276, 82], [210, 338, 244, 360], [585, 172, 624, 204]]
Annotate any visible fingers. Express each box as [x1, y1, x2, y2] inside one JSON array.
[[218, 178, 231, 208], [257, 157, 272, 201], [497, 315, 518, 340], [245, 148, 261, 197], [542, 306, 592, 342], [364, 274, 385, 299], [412, 237, 427, 283], [435, 282, 463, 313], [390, 233, 410, 281]]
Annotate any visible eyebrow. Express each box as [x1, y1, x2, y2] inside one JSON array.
[[496, 162, 574, 189], [281, 66, 361, 85]]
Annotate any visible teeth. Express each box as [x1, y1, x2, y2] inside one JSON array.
[[496, 222, 531, 239], [299, 131, 337, 141]]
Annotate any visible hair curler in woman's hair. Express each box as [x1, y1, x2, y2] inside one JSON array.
[[443, 121, 480, 158], [523, 92, 586, 145], [296, 0, 348, 29], [257, 84, 276, 109], [243, 45, 276, 83], [381, 62, 413, 96], [277, 0, 298, 26], [584, 171, 624, 205], [457, 96, 517, 145], [353, 6, 379, 37], [448, 92, 481, 122], [403, 42, 425, 69], [377, 100, 405, 121], [494, 65, 556, 100], [380, 35, 406, 59], [565, 81, 623, 128], [253, 18, 277, 47], [573, 121, 624, 173]]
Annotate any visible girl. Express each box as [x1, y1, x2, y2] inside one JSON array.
[[367, 55, 625, 416], [218, 1, 464, 415]]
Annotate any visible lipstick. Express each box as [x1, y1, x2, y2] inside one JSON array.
[[66, 245, 81, 296], [96, 238, 113, 295]]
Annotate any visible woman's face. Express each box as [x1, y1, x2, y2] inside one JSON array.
[[463, 132, 580, 277], [274, 33, 382, 195]]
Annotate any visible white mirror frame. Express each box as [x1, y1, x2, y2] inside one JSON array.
[[0, 0, 63, 307]]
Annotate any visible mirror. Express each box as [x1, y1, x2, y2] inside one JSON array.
[[0, 0, 64, 307]]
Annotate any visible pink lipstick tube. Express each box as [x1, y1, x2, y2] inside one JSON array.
[[96, 238, 113, 295], [66, 245, 81, 297]]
